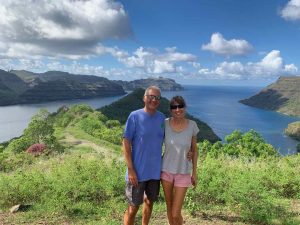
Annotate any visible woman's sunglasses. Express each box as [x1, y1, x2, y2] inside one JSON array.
[[170, 104, 185, 110]]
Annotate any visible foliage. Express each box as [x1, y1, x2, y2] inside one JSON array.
[[23, 109, 56, 146], [201, 129, 278, 158], [297, 143, 300, 153], [0, 154, 125, 222], [186, 154, 300, 224], [285, 121, 300, 141], [52, 104, 123, 145], [5, 136, 32, 154]]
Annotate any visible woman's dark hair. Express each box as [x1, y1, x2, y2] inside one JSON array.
[[170, 96, 186, 108]]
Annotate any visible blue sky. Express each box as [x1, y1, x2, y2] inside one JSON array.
[[0, 0, 300, 86]]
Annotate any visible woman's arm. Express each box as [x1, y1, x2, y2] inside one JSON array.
[[191, 136, 198, 187]]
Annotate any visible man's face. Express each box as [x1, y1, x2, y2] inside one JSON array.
[[143, 88, 161, 112]]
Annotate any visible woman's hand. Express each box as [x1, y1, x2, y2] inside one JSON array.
[[191, 172, 197, 189]]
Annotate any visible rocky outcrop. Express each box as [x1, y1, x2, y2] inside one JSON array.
[[240, 76, 300, 116], [113, 77, 183, 91], [285, 121, 300, 141]]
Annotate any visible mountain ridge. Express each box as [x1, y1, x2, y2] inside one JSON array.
[[240, 76, 300, 116], [0, 70, 183, 106]]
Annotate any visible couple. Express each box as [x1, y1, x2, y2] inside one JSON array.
[[123, 86, 199, 225]]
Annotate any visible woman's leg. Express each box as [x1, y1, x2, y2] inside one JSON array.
[[161, 179, 174, 225], [171, 186, 188, 225]]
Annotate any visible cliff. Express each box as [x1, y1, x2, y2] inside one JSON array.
[[113, 77, 183, 91], [0, 70, 125, 105], [240, 76, 300, 116]]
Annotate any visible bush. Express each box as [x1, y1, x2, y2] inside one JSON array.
[[0, 155, 125, 218], [202, 130, 278, 158], [5, 136, 32, 154]]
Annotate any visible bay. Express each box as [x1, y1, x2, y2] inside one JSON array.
[[0, 85, 299, 155], [0, 95, 125, 143], [162, 85, 300, 155]]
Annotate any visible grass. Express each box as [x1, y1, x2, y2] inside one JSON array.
[[1, 128, 300, 224]]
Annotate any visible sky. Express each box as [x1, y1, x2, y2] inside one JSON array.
[[0, 0, 300, 86]]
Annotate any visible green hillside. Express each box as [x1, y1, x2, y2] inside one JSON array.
[[99, 88, 220, 143], [0, 102, 299, 224], [240, 76, 300, 116]]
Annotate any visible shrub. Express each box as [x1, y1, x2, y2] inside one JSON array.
[[5, 136, 32, 154]]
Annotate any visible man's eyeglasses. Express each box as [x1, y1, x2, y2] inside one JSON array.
[[146, 95, 161, 101], [170, 104, 185, 110]]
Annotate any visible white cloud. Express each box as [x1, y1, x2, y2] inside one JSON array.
[[0, 0, 132, 59], [114, 46, 197, 74], [202, 33, 253, 56], [196, 50, 298, 79], [152, 60, 175, 74], [280, 0, 300, 21]]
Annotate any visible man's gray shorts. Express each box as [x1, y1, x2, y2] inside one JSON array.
[[125, 179, 160, 206]]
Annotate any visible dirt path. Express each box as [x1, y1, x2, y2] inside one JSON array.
[[61, 132, 123, 161]]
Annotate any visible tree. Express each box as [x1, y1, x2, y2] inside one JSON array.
[[23, 109, 56, 147]]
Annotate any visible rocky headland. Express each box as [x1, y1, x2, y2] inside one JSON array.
[[240, 76, 300, 116]]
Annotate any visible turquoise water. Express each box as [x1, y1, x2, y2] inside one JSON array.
[[0, 85, 299, 154]]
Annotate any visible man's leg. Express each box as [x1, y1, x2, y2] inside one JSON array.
[[142, 179, 160, 225], [124, 204, 139, 225], [142, 196, 153, 225], [124, 182, 145, 225]]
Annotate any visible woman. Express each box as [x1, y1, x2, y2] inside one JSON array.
[[161, 96, 199, 225]]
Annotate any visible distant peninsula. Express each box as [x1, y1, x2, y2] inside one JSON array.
[[239, 76, 300, 116], [113, 77, 183, 91], [0, 70, 183, 106]]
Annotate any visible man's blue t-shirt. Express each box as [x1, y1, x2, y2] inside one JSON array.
[[123, 109, 165, 182]]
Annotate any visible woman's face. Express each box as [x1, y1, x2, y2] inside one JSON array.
[[170, 101, 186, 119]]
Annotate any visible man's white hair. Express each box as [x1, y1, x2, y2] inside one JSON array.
[[144, 86, 161, 96]]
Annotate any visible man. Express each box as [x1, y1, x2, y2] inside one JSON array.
[[123, 86, 165, 225]]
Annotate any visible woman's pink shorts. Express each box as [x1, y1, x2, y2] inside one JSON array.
[[161, 171, 192, 187]]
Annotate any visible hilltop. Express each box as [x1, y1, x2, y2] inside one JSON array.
[[240, 76, 300, 116], [99, 88, 220, 143], [113, 76, 183, 91]]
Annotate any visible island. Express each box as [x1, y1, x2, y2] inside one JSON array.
[[113, 77, 183, 91]]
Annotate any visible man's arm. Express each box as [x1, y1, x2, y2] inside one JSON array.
[[122, 138, 138, 186]]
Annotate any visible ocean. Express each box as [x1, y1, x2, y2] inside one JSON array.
[[0, 85, 299, 155]]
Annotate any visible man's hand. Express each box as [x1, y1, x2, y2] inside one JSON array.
[[128, 168, 138, 187]]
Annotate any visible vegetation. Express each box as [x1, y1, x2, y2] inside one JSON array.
[[285, 121, 300, 141], [0, 97, 300, 224], [240, 76, 300, 116]]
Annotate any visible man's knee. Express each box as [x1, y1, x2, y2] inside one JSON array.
[[143, 197, 154, 207], [126, 205, 139, 217]]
